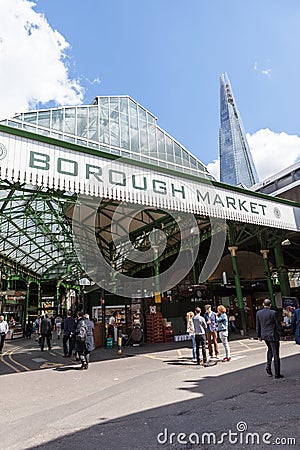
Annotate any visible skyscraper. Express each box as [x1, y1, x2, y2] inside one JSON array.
[[219, 73, 258, 188]]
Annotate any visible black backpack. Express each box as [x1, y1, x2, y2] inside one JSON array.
[[76, 320, 88, 342]]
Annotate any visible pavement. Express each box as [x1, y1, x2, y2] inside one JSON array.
[[0, 332, 299, 450]]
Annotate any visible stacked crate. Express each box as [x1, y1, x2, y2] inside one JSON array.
[[146, 312, 163, 343]]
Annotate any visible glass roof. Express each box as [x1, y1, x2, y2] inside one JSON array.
[[0, 183, 81, 279], [1, 96, 213, 180], [0, 96, 216, 281]]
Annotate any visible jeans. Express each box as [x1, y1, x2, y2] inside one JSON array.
[[265, 340, 280, 376], [190, 334, 196, 360], [219, 331, 230, 358], [195, 334, 207, 364], [206, 331, 219, 357], [229, 321, 238, 333]]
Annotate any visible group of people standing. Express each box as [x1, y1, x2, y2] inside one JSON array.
[[33, 311, 95, 370], [185, 298, 300, 377], [186, 304, 231, 366]]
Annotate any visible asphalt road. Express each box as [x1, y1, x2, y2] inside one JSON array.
[[0, 336, 299, 450]]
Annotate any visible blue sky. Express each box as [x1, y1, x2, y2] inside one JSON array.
[[1, 0, 300, 179]]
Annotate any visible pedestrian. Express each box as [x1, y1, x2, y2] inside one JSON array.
[[192, 307, 208, 367], [291, 302, 300, 345], [216, 305, 231, 362], [75, 312, 95, 370], [40, 314, 52, 351], [228, 310, 238, 333], [33, 315, 41, 341], [62, 310, 76, 357], [256, 299, 284, 378], [0, 315, 9, 354], [25, 321, 33, 339], [204, 304, 219, 359], [108, 311, 117, 340], [55, 315, 63, 339], [186, 311, 196, 362]]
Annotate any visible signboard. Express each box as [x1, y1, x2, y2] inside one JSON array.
[[0, 128, 299, 231]]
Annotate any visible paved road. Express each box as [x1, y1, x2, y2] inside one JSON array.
[[0, 337, 299, 449]]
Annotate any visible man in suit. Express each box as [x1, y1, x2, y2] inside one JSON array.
[[40, 314, 52, 351], [256, 299, 283, 378], [63, 310, 76, 357]]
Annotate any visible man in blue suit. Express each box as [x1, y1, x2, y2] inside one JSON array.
[[256, 299, 283, 378]]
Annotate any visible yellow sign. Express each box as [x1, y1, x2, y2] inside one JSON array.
[[154, 292, 161, 303]]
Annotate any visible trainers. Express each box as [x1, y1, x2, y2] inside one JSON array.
[[222, 357, 231, 362], [274, 374, 284, 379], [203, 362, 209, 367]]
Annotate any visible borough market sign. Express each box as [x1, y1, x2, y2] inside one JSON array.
[[0, 127, 299, 232]]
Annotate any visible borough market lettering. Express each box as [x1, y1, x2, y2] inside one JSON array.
[[29, 150, 267, 216]]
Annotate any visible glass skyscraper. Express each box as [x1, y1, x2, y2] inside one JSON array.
[[219, 73, 258, 188]]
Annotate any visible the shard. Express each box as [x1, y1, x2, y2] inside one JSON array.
[[219, 73, 258, 187]]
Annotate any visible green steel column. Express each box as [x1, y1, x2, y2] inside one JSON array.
[[153, 246, 161, 303], [25, 282, 30, 323], [37, 282, 41, 311], [228, 246, 247, 333], [56, 281, 64, 315], [260, 250, 275, 307], [191, 249, 197, 284], [101, 296, 106, 347], [273, 243, 290, 297]]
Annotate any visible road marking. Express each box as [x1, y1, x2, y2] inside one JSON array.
[[40, 362, 64, 369], [0, 347, 21, 373], [8, 347, 31, 371], [177, 349, 182, 357], [237, 340, 252, 349]]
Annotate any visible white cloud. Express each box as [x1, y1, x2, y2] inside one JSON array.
[[206, 159, 220, 181], [261, 69, 272, 77], [0, 0, 84, 119], [247, 128, 300, 180], [207, 129, 300, 182]]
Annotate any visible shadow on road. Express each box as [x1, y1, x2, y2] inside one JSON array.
[[27, 354, 300, 450]]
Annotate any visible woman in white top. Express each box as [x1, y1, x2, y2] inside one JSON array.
[[186, 311, 196, 362]]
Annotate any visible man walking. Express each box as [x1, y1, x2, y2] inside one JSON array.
[[63, 310, 76, 357], [192, 307, 208, 367], [40, 314, 52, 351], [256, 299, 283, 378], [0, 315, 9, 354]]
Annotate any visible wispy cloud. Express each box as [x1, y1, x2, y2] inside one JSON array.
[[261, 69, 272, 77]]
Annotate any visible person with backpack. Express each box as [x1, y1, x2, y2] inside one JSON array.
[[75, 312, 95, 370]]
